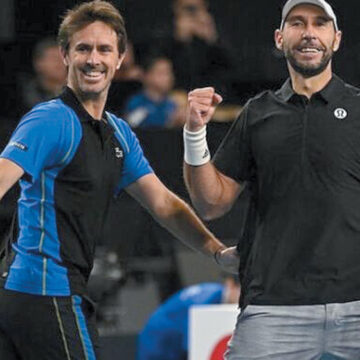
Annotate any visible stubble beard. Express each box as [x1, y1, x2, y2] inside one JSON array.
[[77, 77, 110, 102], [284, 46, 334, 78]]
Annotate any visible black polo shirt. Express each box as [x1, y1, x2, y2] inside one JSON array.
[[214, 75, 360, 306]]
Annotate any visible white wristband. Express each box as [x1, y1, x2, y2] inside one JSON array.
[[183, 125, 211, 166]]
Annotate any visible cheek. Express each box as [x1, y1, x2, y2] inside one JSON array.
[[110, 59, 120, 73]]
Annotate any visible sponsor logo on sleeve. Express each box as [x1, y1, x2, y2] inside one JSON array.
[[9, 141, 28, 151]]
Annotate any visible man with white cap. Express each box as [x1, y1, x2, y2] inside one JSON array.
[[183, 0, 360, 358]]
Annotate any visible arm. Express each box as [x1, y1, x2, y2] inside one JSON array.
[[126, 173, 239, 273], [183, 87, 245, 220], [0, 159, 24, 201], [184, 162, 244, 220]]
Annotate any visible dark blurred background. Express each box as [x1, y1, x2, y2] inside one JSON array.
[[1, 0, 360, 119]]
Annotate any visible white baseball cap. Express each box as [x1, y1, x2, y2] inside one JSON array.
[[280, 0, 339, 31]]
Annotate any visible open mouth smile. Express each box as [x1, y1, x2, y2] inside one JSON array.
[[81, 69, 106, 81], [296, 46, 323, 54]]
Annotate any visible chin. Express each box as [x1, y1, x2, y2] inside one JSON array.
[[288, 54, 332, 78], [79, 84, 107, 97]]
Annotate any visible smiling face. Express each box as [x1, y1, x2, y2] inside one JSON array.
[[275, 4, 342, 78], [63, 21, 123, 100]]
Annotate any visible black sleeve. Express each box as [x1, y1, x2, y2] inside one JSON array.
[[212, 102, 254, 183]]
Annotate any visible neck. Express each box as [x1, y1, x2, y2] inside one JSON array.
[[69, 85, 108, 120], [288, 63, 333, 99]]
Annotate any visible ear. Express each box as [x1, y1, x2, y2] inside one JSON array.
[[332, 30, 342, 52], [274, 29, 284, 51], [60, 48, 69, 67], [116, 53, 125, 70]]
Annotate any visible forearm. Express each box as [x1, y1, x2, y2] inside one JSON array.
[[149, 190, 226, 258], [184, 161, 237, 219], [183, 97, 244, 219], [126, 174, 239, 273]]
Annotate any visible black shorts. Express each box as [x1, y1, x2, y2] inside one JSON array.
[[0, 288, 99, 360]]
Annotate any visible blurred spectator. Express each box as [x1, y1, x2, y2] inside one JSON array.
[[106, 41, 144, 116], [137, 275, 240, 360], [173, 0, 218, 45], [114, 42, 144, 83], [149, 0, 238, 99], [124, 56, 185, 128], [18, 37, 67, 112]]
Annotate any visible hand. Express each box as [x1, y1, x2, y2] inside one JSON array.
[[193, 12, 218, 44], [186, 87, 223, 132], [175, 15, 196, 42], [215, 246, 240, 274]]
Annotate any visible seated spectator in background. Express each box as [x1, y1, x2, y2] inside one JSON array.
[[114, 41, 144, 83], [156, 0, 238, 99], [18, 37, 67, 112], [124, 56, 185, 128], [106, 41, 144, 116], [137, 275, 240, 360]]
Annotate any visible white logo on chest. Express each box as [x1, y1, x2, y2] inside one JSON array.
[[115, 147, 123, 159], [334, 108, 347, 120]]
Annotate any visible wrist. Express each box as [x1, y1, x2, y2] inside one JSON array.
[[213, 247, 225, 265], [184, 123, 205, 132], [183, 125, 211, 166]]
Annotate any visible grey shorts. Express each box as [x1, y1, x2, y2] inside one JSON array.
[[225, 300, 360, 360]]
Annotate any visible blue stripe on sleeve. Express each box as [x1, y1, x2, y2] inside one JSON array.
[[106, 113, 153, 191], [3, 100, 83, 296]]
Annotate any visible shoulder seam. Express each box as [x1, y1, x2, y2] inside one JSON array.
[[105, 112, 130, 154]]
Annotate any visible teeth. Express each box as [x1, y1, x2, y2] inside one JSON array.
[[84, 71, 103, 77], [300, 48, 320, 53]]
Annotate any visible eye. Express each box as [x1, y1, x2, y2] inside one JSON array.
[[99, 45, 113, 53], [287, 18, 304, 28], [76, 44, 90, 52], [316, 20, 327, 27]]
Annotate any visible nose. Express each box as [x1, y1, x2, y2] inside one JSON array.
[[87, 48, 100, 66], [302, 24, 317, 40]]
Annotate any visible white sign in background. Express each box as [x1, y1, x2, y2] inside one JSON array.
[[189, 304, 239, 360]]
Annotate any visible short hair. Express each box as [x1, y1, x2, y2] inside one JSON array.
[[142, 55, 171, 72], [33, 37, 59, 62], [58, 1, 127, 55]]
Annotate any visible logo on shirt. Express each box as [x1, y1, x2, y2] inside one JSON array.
[[115, 147, 123, 159], [9, 141, 28, 151], [334, 108, 347, 120]]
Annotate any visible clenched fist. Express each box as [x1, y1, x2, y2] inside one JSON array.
[[186, 87, 223, 132]]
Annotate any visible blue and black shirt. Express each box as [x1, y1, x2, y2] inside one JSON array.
[[0, 87, 153, 296]]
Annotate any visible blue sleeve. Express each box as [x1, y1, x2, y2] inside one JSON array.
[[110, 117, 153, 190], [0, 102, 75, 182]]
